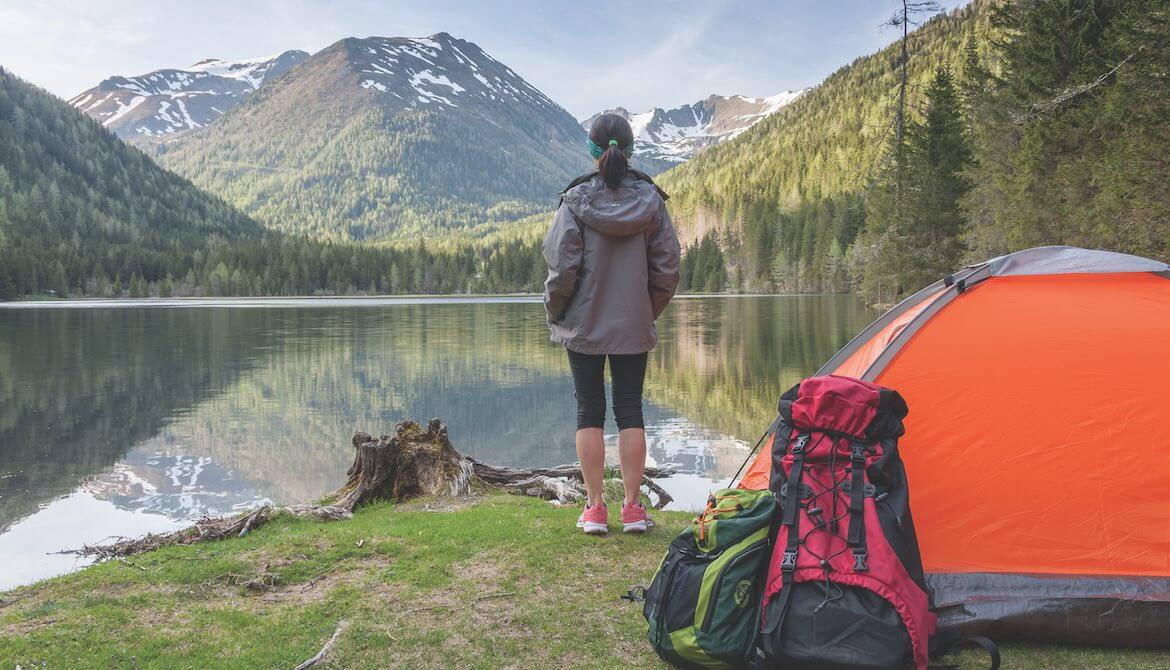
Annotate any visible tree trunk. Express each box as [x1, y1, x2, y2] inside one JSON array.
[[324, 419, 474, 511]]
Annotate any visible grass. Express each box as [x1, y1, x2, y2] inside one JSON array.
[[1, 495, 1167, 669]]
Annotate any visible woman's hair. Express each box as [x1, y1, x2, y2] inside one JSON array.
[[588, 113, 635, 189]]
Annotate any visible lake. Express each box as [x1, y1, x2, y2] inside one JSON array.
[[0, 295, 875, 588]]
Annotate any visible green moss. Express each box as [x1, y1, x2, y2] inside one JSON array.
[[1, 496, 1166, 669]]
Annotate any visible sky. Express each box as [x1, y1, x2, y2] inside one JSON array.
[[0, 0, 970, 119]]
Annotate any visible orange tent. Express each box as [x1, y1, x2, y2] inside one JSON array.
[[739, 247, 1170, 644]]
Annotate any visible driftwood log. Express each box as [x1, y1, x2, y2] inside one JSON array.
[[69, 418, 674, 559]]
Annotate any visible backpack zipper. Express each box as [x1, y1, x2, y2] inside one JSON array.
[[700, 539, 769, 633]]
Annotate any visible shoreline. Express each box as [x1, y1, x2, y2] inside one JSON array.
[[0, 292, 857, 309]]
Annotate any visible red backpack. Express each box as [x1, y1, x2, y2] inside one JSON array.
[[756, 376, 936, 669]]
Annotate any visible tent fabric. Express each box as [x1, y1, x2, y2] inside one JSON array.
[[985, 245, 1169, 277], [737, 247, 1170, 643]]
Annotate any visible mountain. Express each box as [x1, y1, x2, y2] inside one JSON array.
[[657, 1, 992, 292], [157, 32, 592, 242], [582, 92, 805, 174], [68, 51, 308, 145], [0, 67, 264, 299]]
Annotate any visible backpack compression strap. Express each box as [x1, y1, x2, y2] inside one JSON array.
[[847, 441, 869, 572], [763, 431, 810, 636]]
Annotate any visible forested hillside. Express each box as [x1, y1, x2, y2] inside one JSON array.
[[0, 67, 260, 298], [0, 68, 544, 299], [660, 0, 1170, 298], [962, 0, 1170, 262], [658, 1, 991, 293]]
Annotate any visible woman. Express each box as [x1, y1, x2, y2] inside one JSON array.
[[542, 113, 681, 535]]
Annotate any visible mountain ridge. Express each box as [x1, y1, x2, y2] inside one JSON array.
[[155, 32, 592, 242], [68, 50, 308, 145]]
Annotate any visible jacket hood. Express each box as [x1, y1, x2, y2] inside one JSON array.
[[561, 175, 661, 237]]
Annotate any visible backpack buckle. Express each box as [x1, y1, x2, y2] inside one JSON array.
[[781, 550, 798, 572], [852, 549, 869, 572], [850, 443, 867, 463], [792, 434, 809, 454], [839, 481, 876, 497], [780, 482, 812, 500]]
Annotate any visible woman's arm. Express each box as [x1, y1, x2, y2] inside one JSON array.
[[647, 200, 681, 319], [541, 204, 583, 323]]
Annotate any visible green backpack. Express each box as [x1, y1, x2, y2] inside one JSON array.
[[639, 488, 777, 669]]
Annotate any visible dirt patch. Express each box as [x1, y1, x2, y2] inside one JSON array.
[[456, 552, 508, 588], [250, 555, 402, 607]]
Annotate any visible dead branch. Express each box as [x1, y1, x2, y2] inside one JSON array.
[[642, 475, 674, 510], [66, 505, 352, 560], [1010, 51, 1137, 124]]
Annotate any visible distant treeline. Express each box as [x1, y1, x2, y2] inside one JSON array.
[[0, 232, 547, 299]]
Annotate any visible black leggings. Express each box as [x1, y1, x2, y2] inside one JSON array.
[[566, 350, 648, 431]]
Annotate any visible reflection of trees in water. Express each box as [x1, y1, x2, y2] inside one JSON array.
[[0, 309, 272, 530], [648, 296, 877, 442], [0, 298, 875, 528], [126, 304, 581, 504]]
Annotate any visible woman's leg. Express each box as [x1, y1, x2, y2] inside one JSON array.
[[609, 352, 649, 506], [567, 349, 607, 507]]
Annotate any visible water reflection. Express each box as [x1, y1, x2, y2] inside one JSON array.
[[0, 296, 874, 588]]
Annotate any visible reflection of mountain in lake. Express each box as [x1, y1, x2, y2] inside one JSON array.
[[637, 417, 751, 479], [0, 297, 875, 535], [82, 450, 271, 521], [0, 309, 273, 531]]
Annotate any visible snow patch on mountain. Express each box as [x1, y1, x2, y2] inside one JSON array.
[[582, 90, 808, 167], [349, 33, 558, 113], [188, 53, 295, 89], [69, 50, 309, 144]]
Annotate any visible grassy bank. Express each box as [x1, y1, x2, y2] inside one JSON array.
[[1, 495, 1166, 669]]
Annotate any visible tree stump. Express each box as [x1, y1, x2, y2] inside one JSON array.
[[324, 419, 473, 511], [324, 418, 676, 510]]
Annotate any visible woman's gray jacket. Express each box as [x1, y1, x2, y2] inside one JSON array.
[[541, 173, 681, 355]]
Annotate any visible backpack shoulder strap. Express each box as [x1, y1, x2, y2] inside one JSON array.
[[559, 169, 670, 204], [560, 171, 598, 198]]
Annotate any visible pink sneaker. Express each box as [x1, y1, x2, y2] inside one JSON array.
[[621, 502, 654, 534], [576, 503, 608, 535]]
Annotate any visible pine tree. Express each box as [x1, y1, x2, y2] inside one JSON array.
[[865, 66, 972, 300], [902, 67, 971, 288]]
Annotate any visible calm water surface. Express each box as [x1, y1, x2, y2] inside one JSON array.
[[0, 296, 875, 588]]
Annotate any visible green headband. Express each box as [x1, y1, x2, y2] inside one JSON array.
[[588, 137, 633, 160]]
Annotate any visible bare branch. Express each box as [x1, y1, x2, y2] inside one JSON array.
[[1009, 51, 1138, 124]]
